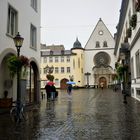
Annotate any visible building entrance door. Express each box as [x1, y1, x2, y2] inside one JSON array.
[[60, 79, 68, 89], [99, 77, 107, 88]]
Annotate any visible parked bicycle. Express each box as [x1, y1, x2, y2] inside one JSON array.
[[10, 101, 26, 124]]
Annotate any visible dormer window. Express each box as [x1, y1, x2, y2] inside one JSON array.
[[61, 50, 64, 55], [50, 50, 53, 55], [96, 41, 100, 48], [103, 41, 108, 47]]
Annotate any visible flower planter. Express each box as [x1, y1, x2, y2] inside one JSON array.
[[126, 27, 132, 38], [130, 14, 137, 29]]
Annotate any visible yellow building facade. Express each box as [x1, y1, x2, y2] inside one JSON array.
[[40, 38, 84, 89]]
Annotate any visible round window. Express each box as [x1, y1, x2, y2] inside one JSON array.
[[94, 52, 110, 66]]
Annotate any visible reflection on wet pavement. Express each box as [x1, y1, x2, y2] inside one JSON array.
[[1, 89, 140, 139]]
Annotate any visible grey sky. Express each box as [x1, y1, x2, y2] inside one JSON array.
[[41, 0, 122, 49]]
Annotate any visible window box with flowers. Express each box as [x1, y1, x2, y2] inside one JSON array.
[[124, 36, 128, 43], [129, 14, 137, 29], [135, 1, 140, 12], [116, 64, 128, 80], [126, 27, 132, 38], [7, 55, 29, 79]]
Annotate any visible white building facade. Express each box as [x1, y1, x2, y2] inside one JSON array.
[[84, 19, 117, 88], [0, 0, 41, 105], [114, 0, 140, 101]]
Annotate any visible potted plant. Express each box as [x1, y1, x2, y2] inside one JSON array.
[[124, 36, 128, 43], [130, 14, 137, 29], [116, 64, 128, 80], [135, 1, 140, 12], [7, 55, 29, 78]]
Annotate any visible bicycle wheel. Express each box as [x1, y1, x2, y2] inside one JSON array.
[[10, 107, 17, 122]]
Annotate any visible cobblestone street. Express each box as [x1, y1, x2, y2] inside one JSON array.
[[1, 88, 140, 140]]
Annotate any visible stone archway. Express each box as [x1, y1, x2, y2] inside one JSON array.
[[99, 77, 107, 88], [25, 61, 40, 104], [0, 53, 15, 99], [60, 78, 69, 89]]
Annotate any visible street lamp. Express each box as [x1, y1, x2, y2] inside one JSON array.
[[119, 44, 129, 104], [84, 72, 91, 88], [45, 65, 54, 75], [13, 32, 24, 120]]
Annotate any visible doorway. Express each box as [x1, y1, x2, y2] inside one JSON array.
[[99, 77, 107, 88], [60, 78, 68, 89]]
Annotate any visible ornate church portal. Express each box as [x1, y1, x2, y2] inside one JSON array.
[[93, 52, 114, 88]]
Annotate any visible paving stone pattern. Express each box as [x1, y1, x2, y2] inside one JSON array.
[[0, 89, 140, 140]]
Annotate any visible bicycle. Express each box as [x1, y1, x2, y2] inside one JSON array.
[[10, 101, 26, 124]]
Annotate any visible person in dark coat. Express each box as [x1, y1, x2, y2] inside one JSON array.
[[45, 82, 57, 100], [45, 84, 51, 99], [67, 84, 72, 95], [50, 84, 56, 100]]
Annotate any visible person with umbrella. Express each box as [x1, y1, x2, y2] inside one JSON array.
[[45, 81, 56, 100], [67, 84, 73, 96]]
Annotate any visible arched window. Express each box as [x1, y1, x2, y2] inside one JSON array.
[[73, 59, 75, 69], [96, 41, 100, 48], [103, 41, 108, 47]]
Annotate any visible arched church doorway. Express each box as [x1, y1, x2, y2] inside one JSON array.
[[99, 77, 107, 88], [60, 78, 68, 89]]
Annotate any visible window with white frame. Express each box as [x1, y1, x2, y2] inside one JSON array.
[[61, 67, 64, 73], [61, 56, 64, 62], [73, 59, 75, 69], [67, 67, 70, 73], [55, 67, 59, 73], [136, 50, 140, 77], [136, 89, 140, 99], [78, 58, 80, 68], [66, 56, 70, 62], [131, 57, 134, 79], [81, 68, 83, 73], [81, 54, 83, 59], [55, 79, 59, 86], [49, 57, 53, 62], [31, 0, 37, 11], [55, 56, 59, 62], [44, 68, 47, 74], [131, 88, 134, 96], [7, 5, 18, 36], [30, 24, 37, 49], [43, 57, 47, 63]]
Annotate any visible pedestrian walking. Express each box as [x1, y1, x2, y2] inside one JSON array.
[[67, 84, 72, 96], [45, 84, 51, 100], [100, 82, 104, 90], [50, 84, 56, 100]]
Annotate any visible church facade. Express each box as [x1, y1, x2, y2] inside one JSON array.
[[84, 18, 117, 88]]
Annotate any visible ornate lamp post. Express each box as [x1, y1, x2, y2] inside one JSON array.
[[13, 32, 24, 120], [84, 72, 91, 88], [45, 65, 54, 75], [44, 65, 54, 82]]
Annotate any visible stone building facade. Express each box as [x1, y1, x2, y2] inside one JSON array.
[[0, 0, 41, 105]]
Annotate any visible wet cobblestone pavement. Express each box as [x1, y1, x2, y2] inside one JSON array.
[[1, 89, 140, 140]]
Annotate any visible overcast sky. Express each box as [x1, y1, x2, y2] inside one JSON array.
[[41, 0, 122, 49]]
